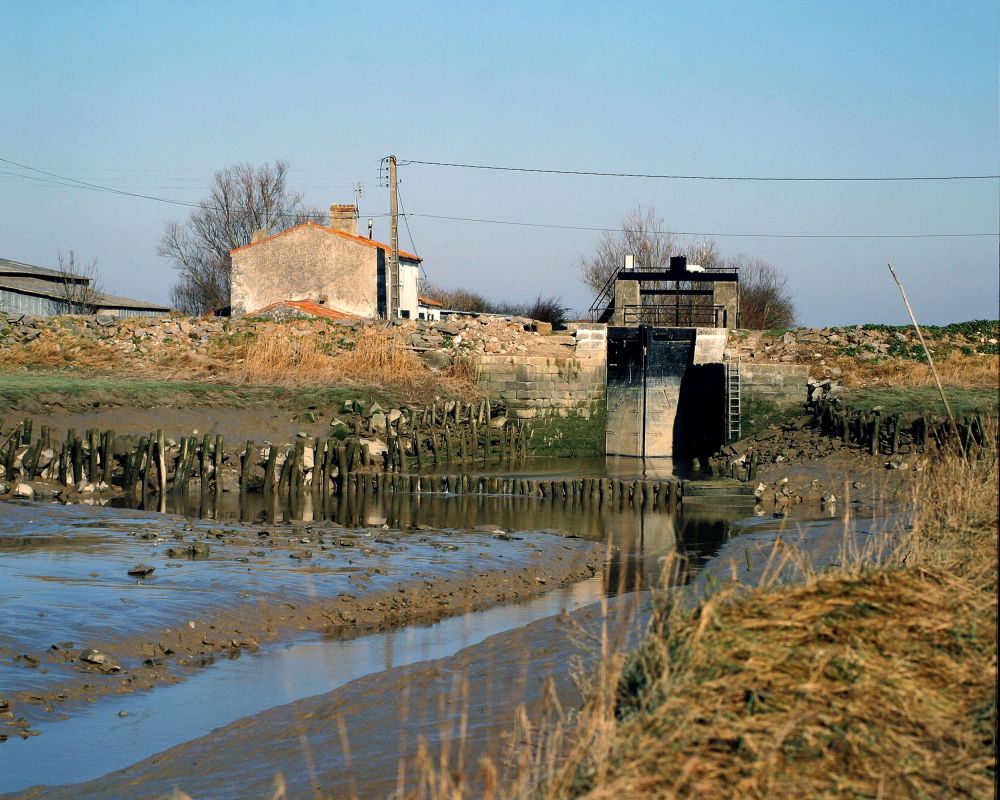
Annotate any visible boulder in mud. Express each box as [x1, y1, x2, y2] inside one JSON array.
[[79, 649, 121, 671], [13, 483, 33, 499], [217, 466, 240, 493], [359, 438, 387, 459]]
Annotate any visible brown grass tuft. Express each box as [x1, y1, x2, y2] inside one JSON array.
[[541, 432, 999, 800], [834, 350, 998, 390], [231, 330, 339, 385], [2, 329, 123, 372], [409, 424, 997, 799]]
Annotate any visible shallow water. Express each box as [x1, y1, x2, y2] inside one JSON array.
[[0, 577, 609, 793], [0, 457, 753, 793], [0, 501, 602, 700]]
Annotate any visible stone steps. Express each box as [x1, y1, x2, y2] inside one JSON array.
[[681, 479, 756, 507]]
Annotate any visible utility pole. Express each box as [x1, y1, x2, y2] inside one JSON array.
[[388, 155, 399, 319]]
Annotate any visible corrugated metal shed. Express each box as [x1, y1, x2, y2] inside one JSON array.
[[0, 256, 170, 317]]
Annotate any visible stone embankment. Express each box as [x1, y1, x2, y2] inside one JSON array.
[[0, 312, 599, 368], [711, 396, 994, 479], [726, 322, 998, 389]]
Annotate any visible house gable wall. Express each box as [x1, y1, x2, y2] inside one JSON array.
[[231, 226, 379, 317]]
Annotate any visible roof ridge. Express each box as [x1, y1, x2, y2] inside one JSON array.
[[231, 222, 422, 261]]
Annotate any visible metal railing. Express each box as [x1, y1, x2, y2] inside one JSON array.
[[620, 304, 728, 328]]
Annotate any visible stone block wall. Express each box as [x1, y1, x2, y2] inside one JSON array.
[[740, 363, 810, 407], [571, 325, 607, 356], [476, 354, 606, 419]]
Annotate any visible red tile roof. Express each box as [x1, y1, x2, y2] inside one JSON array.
[[418, 294, 444, 308], [248, 300, 360, 321], [231, 221, 421, 261]]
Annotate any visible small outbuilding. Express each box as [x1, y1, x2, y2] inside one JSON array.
[[230, 204, 427, 320]]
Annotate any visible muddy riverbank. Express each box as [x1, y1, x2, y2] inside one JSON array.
[[0, 501, 602, 741], [1, 465, 917, 800], [4, 591, 647, 800]]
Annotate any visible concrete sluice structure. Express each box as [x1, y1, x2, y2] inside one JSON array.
[[606, 326, 729, 461], [597, 253, 740, 463]]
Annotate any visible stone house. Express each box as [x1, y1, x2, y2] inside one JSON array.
[[230, 204, 432, 319]]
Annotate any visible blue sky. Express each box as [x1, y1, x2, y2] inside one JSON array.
[[2, 0, 997, 325]]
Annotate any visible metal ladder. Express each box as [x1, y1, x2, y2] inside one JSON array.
[[726, 357, 741, 442]]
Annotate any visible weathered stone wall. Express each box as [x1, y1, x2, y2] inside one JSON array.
[[231, 223, 378, 317], [476, 353, 606, 420], [740, 363, 809, 407]]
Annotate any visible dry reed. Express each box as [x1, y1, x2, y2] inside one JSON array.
[[411, 426, 997, 800], [834, 350, 998, 390]]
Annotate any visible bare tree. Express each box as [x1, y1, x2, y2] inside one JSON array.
[[420, 282, 493, 313], [159, 161, 319, 314], [729, 255, 795, 329], [55, 249, 103, 313], [579, 206, 795, 328], [580, 207, 677, 295]]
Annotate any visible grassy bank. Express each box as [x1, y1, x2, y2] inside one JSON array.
[[0, 372, 398, 414], [412, 429, 998, 799], [536, 440, 998, 799], [841, 385, 999, 415]]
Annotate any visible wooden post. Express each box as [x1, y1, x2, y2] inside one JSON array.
[[72, 435, 84, 485], [336, 444, 348, 494], [87, 429, 99, 483], [200, 434, 211, 494], [130, 436, 146, 493], [141, 435, 154, 496], [156, 430, 167, 495], [58, 443, 68, 486], [174, 438, 189, 494], [103, 430, 115, 484], [263, 445, 277, 494], [213, 435, 223, 492]]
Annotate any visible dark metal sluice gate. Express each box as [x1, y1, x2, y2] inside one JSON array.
[[605, 326, 725, 461]]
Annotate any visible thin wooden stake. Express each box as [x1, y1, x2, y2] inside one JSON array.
[[888, 263, 963, 454]]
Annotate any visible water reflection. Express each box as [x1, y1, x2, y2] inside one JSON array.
[[112, 473, 751, 596]]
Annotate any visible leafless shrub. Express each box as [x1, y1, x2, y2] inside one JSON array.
[[55, 249, 103, 314], [731, 255, 796, 329], [579, 207, 678, 296], [421, 283, 493, 313]]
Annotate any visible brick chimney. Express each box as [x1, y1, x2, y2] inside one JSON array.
[[329, 204, 358, 236]]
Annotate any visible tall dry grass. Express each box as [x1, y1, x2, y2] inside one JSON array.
[[834, 350, 998, 389], [225, 324, 477, 397], [409, 427, 997, 800], [2, 329, 123, 372]]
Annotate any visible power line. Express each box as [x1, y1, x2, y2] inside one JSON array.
[[0, 157, 371, 221], [401, 212, 998, 239], [401, 158, 1000, 182], [3, 155, 996, 239], [396, 185, 419, 256]]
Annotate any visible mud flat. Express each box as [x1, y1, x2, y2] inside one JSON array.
[[0, 501, 602, 740], [0, 482, 912, 800], [3, 591, 646, 800]]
